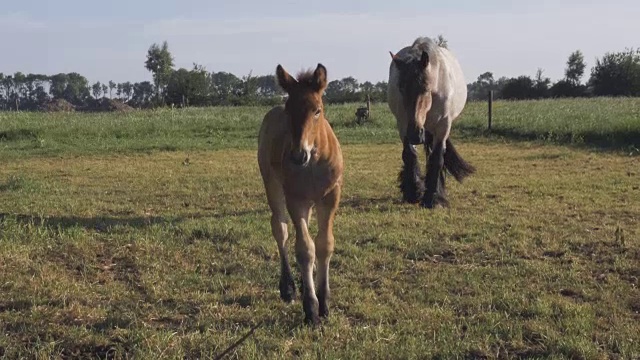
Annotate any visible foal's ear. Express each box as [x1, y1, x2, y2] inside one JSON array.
[[276, 64, 297, 93], [389, 51, 395, 60], [420, 51, 430, 68], [312, 63, 328, 92]]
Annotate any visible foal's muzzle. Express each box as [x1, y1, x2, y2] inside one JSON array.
[[290, 149, 310, 167], [407, 127, 425, 145]]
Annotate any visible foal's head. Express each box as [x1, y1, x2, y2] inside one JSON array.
[[276, 63, 328, 167], [391, 48, 434, 145]]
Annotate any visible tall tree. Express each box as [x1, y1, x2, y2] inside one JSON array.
[[240, 71, 259, 104], [467, 72, 496, 100], [145, 41, 175, 104], [210, 71, 242, 100], [121, 82, 133, 102], [252, 74, 280, 98], [101, 84, 108, 98], [0, 73, 5, 108], [360, 81, 374, 95], [108, 80, 116, 99], [49, 73, 68, 99], [565, 50, 586, 85], [63, 72, 90, 105], [550, 51, 587, 98], [92, 81, 103, 99], [130, 81, 154, 108], [13, 72, 27, 110], [29, 74, 50, 108], [534, 68, 551, 98], [371, 81, 388, 102], [24, 74, 37, 103], [166, 65, 209, 106]]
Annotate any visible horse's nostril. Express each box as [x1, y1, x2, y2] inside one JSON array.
[[290, 150, 309, 166]]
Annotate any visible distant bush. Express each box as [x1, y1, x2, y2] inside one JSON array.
[[589, 48, 640, 96], [550, 79, 587, 98]]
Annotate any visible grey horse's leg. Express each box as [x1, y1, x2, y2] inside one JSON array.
[[399, 139, 424, 203], [421, 139, 448, 208]]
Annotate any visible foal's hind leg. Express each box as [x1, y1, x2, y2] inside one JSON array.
[[264, 179, 296, 302], [315, 186, 340, 319], [399, 140, 424, 203]]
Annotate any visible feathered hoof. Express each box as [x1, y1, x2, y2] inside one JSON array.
[[304, 314, 321, 327], [279, 278, 297, 303], [399, 174, 424, 204], [421, 193, 449, 209]]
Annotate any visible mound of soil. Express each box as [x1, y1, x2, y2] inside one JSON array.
[[90, 98, 134, 112], [41, 99, 76, 112]]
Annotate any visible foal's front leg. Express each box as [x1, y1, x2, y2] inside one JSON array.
[[399, 139, 424, 203], [315, 186, 340, 319], [288, 199, 320, 325]]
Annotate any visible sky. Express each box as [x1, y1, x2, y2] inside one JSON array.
[[1, 0, 639, 85]]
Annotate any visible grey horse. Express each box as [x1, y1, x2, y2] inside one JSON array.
[[388, 36, 475, 208]]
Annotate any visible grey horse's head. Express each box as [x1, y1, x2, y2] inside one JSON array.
[[390, 38, 438, 144]]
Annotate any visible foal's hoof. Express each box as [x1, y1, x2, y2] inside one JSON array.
[[304, 314, 321, 327], [279, 279, 297, 303], [319, 304, 329, 319]]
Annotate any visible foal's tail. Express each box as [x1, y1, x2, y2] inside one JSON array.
[[444, 139, 476, 183]]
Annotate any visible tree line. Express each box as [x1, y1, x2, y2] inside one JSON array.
[[0, 41, 387, 111], [467, 48, 640, 101], [1, 41, 640, 111]]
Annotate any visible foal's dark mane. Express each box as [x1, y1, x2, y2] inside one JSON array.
[[296, 70, 318, 88]]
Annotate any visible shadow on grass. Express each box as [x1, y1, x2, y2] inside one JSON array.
[[1, 197, 405, 234], [0, 299, 64, 312], [455, 125, 640, 154], [0, 129, 39, 142], [0, 213, 176, 231], [0, 209, 272, 232], [341, 195, 401, 211]]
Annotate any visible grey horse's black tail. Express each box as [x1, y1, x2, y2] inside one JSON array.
[[444, 139, 475, 182]]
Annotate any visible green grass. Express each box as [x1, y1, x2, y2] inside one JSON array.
[[0, 99, 639, 358], [1, 97, 639, 160], [459, 97, 640, 152], [0, 104, 399, 159]]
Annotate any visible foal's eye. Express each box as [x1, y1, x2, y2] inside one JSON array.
[[314, 108, 321, 118]]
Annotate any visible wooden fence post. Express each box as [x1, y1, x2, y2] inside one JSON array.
[[488, 90, 493, 131], [367, 94, 371, 118]]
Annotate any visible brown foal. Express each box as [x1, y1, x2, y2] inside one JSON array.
[[257, 63, 343, 325]]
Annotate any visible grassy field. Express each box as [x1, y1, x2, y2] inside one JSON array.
[[1, 97, 639, 159], [1, 99, 639, 359]]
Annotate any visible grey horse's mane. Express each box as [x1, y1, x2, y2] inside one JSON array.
[[402, 36, 440, 64]]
